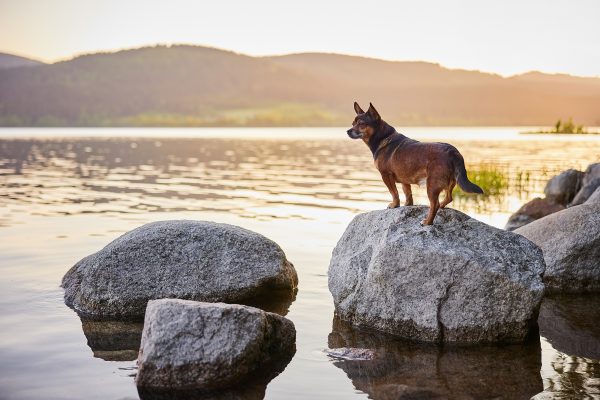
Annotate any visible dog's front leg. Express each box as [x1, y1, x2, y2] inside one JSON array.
[[401, 183, 413, 206], [380, 173, 400, 208]]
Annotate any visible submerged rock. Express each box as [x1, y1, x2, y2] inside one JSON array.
[[505, 197, 565, 231], [544, 169, 584, 206], [515, 203, 600, 293], [328, 206, 545, 343], [61, 220, 297, 318], [135, 299, 296, 390], [325, 347, 375, 361]]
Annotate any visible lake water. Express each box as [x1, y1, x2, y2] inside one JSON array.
[[0, 127, 599, 399]]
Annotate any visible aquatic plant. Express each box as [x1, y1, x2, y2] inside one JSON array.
[[453, 166, 509, 197]]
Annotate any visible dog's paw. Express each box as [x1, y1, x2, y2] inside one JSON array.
[[421, 219, 433, 226], [387, 202, 400, 209]]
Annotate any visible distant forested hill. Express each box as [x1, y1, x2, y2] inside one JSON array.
[[0, 53, 44, 70], [1, 45, 599, 126]]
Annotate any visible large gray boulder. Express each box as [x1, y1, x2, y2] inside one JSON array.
[[135, 300, 296, 390], [328, 206, 545, 344], [515, 203, 600, 293], [544, 169, 584, 205], [62, 220, 298, 318]]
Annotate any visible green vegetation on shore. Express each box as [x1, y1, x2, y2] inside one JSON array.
[[522, 118, 599, 135]]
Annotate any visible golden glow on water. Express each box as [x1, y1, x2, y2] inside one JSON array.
[[0, 128, 599, 399], [1, 127, 599, 228]]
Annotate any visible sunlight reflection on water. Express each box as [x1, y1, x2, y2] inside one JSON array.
[[0, 128, 599, 399], [1, 128, 598, 227]]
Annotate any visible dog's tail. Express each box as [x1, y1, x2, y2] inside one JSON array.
[[453, 154, 484, 194]]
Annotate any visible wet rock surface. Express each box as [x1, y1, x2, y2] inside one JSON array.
[[327, 317, 543, 399], [328, 206, 546, 343], [325, 347, 375, 361], [61, 220, 298, 318], [135, 299, 296, 391], [516, 203, 600, 293]]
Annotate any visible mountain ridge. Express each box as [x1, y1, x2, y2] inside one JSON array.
[[1, 44, 599, 126], [0, 52, 45, 69]]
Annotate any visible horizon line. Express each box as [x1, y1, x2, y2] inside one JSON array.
[[2, 42, 600, 80]]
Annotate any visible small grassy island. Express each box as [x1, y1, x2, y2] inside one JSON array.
[[522, 118, 599, 134]]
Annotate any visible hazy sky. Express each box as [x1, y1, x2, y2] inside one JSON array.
[[1, 0, 599, 77]]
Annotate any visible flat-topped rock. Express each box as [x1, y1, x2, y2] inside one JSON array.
[[516, 203, 600, 293], [328, 206, 545, 343], [135, 300, 296, 390], [61, 220, 297, 318]]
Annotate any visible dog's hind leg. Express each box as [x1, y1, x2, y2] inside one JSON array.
[[423, 182, 442, 225], [381, 173, 400, 208], [401, 183, 413, 206], [439, 180, 456, 209]]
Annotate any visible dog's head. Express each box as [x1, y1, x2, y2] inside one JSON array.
[[347, 102, 381, 142]]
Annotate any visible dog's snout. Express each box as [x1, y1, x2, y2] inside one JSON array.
[[347, 128, 361, 139]]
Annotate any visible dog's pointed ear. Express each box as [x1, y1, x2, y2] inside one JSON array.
[[367, 102, 381, 121], [354, 101, 365, 115]]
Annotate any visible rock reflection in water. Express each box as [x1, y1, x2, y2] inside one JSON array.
[[537, 294, 600, 398], [137, 383, 268, 400], [328, 317, 543, 399], [539, 294, 600, 360], [81, 318, 143, 361], [136, 338, 296, 400]]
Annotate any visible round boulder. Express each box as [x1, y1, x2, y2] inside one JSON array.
[[61, 220, 298, 318], [328, 206, 546, 344], [135, 300, 296, 390], [515, 203, 600, 293]]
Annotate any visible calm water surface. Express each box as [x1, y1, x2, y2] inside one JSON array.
[[0, 127, 599, 399]]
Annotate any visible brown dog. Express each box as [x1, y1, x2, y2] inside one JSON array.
[[347, 102, 483, 225]]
